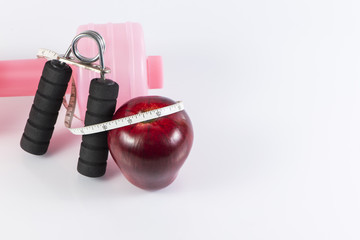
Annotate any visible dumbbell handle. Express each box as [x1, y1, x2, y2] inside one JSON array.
[[0, 58, 72, 97], [0, 55, 162, 98]]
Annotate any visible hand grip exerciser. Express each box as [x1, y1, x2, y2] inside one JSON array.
[[21, 30, 119, 178], [20, 30, 94, 155], [0, 22, 163, 119]]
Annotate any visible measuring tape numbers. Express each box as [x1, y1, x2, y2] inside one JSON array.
[[66, 101, 185, 136]]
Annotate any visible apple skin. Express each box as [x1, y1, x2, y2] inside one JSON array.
[[108, 96, 194, 190]]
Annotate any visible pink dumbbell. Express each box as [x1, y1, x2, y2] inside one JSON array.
[[0, 22, 163, 120]]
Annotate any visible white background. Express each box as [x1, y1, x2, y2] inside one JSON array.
[[1, 0, 360, 239]]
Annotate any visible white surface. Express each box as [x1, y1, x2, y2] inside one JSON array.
[[1, 0, 360, 239]]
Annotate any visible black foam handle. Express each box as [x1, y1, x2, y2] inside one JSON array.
[[20, 60, 72, 155], [77, 78, 119, 177]]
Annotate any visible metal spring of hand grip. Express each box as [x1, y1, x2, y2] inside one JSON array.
[[64, 30, 107, 79]]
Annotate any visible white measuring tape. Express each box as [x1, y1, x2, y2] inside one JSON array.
[[67, 101, 185, 135], [62, 80, 185, 135]]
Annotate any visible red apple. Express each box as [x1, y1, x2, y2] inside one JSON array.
[[108, 96, 194, 190]]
